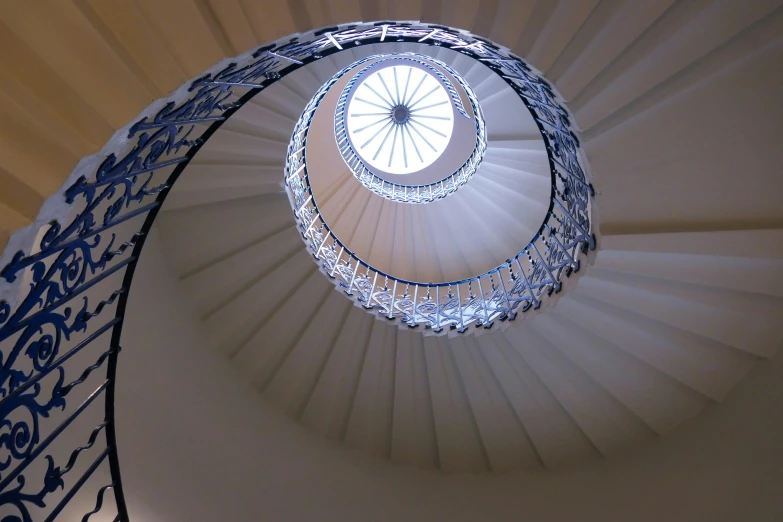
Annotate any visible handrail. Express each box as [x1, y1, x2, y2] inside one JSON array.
[[0, 22, 593, 521], [286, 39, 594, 333]]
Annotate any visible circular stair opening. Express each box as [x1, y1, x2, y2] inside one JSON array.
[[335, 53, 486, 192], [345, 62, 455, 175], [284, 46, 594, 332]]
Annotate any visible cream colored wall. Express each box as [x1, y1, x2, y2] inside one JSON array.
[[118, 224, 783, 522]]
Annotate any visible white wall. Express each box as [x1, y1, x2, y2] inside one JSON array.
[[117, 226, 783, 522]]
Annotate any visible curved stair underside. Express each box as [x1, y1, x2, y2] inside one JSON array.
[[153, 6, 783, 472], [0, 0, 780, 476]]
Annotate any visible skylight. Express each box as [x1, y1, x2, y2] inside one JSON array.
[[345, 65, 454, 175]]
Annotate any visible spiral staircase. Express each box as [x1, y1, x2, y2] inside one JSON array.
[[1, 1, 783, 521]]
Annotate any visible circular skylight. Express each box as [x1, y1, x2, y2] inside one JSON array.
[[345, 65, 454, 175]]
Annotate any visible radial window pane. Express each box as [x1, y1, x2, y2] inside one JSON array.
[[345, 65, 454, 175]]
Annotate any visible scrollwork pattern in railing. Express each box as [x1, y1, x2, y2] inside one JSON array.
[[0, 21, 593, 521]]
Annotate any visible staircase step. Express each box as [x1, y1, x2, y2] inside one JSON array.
[[535, 312, 707, 434], [232, 270, 333, 383], [558, 293, 757, 401], [300, 309, 376, 440], [423, 335, 488, 473], [553, 0, 676, 100], [227, 99, 297, 140], [450, 335, 542, 471], [157, 192, 294, 277], [504, 322, 657, 456], [479, 333, 599, 468], [595, 249, 783, 297], [344, 319, 396, 458], [575, 273, 781, 358], [574, 0, 781, 130], [391, 327, 439, 468], [590, 267, 783, 339], [599, 229, 783, 259], [207, 249, 317, 357], [181, 225, 304, 316], [265, 290, 353, 417], [526, 0, 600, 74]]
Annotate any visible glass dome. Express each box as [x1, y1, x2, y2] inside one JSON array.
[[345, 64, 454, 175]]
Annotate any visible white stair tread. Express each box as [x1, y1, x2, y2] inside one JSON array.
[[158, 192, 294, 277], [505, 322, 656, 455]]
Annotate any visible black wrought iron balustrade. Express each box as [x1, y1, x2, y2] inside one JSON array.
[[0, 21, 593, 521]]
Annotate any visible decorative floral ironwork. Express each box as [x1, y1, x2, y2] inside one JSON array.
[[0, 21, 594, 521]]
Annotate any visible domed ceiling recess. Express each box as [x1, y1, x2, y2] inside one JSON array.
[[344, 59, 456, 175], [332, 52, 487, 202], [284, 44, 594, 334]]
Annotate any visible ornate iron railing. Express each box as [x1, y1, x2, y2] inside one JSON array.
[[0, 21, 593, 521], [286, 34, 594, 333], [333, 53, 487, 203]]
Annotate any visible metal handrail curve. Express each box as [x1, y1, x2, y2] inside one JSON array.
[[0, 22, 593, 522], [286, 32, 594, 334]]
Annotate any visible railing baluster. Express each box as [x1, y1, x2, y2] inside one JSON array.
[[435, 286, 441, 331], [346, 259, 360, 295], [330, 247, 345, 277], [43, 448, 110, 522], [456, 284, 465, 332], [0, 381, 108, 491], [476, 277, 490, 327], [304, 214, 321, 236], [553, 198, 592, 247], [365, 271, 378, 309], [388, 280, 398, 319], [531, 243, 561, 293], [411, 284, 419, 327], [515, 257, 540, 309], [496, 268, 513, 319], [316, 231, 331, 259], [546, 224, 578, 271]]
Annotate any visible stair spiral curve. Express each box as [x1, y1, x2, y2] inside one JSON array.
[[151, 21, 783, 473], [0, 2, 782, 520], [1, 3, 783, 521]]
